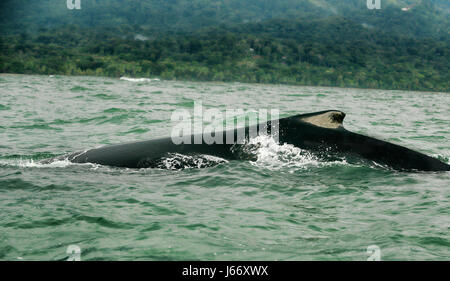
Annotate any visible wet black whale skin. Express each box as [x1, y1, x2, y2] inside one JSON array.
[[53, 110, 450, 171]]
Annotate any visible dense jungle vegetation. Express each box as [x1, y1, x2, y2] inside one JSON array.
[[0, 0, 449, 91]]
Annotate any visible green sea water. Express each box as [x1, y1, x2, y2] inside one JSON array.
[[0, 74, 449, 261]]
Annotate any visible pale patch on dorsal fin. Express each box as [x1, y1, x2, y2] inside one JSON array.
[[299, 110, 346, 129]]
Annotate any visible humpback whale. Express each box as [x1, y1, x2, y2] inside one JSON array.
[[45, 110, 450, 171]]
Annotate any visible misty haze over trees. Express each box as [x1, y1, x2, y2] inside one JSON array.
[[0, 0, 448, 91]]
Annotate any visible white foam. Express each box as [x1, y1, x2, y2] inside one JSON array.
[[119, 77, 160, 82], [242, 135, 318, 170], [0, 157, 94, 169], [157, 153, 228, 170], [243, 135, 348, 171]]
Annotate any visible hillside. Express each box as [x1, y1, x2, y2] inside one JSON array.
[[0, 0, 448, 91], [0, 0, 448, 40], [1, 17, 448, 91]]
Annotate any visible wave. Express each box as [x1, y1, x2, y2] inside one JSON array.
[[0, 136, 360, 171], [232, 135, 326, 170], [138, 153, 228, 170], [119, 77, 160, 83], [0, 151, 95, 169], [0, 157, 91, 169], [229, 135, 362, 172]]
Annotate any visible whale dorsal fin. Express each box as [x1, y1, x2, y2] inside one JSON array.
[[299, 110, 346, 129]]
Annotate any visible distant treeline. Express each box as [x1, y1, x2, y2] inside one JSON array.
[[1, 0, 448, 40], [0, 18, 449, 92]]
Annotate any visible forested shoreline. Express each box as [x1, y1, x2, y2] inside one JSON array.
[[1, 18, 449, 92]]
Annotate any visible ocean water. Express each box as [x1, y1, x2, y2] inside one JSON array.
[[0, 74, 449, 261]]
